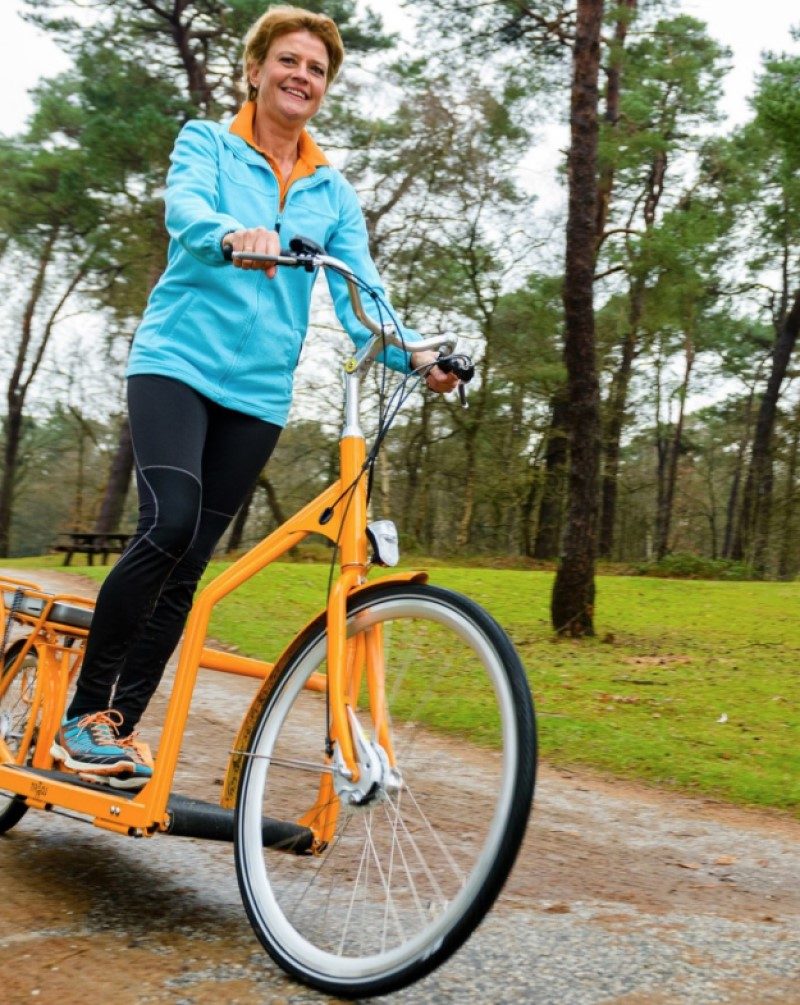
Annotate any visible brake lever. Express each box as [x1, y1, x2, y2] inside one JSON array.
[[434, 352, 474, 409], [289, 235, 325, 272]]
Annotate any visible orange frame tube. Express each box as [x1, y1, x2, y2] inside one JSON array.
[[0, 426, 399, 839]]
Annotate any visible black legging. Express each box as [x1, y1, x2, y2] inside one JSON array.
[[68, 375, 281, 734]]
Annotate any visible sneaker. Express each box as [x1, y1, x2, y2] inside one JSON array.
[[51, 711, 147, 782], [107, 734, 154, 791]]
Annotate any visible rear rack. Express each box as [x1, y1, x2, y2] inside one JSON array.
[[1, 576, 95, 634]]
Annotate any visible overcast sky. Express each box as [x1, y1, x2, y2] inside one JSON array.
[[0, 1, 797, 137]]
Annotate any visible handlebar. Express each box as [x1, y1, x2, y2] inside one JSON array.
[[222, 235, 473, 396]]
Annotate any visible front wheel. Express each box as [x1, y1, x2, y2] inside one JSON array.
[[0, 639, 39, 834], [234, 582, 536, 998]]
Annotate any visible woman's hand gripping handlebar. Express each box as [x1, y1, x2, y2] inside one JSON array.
[[222, 234, 474, 401], [221, 227, 284, 278], [432, 353, 475, 407]]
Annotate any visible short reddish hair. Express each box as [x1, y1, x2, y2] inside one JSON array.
[[242, 5, 345, 98]]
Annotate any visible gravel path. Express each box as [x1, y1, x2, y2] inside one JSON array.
[[1, 568, 798, 1004]]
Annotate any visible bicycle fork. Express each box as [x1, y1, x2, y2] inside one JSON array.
[[299, 426, 403, 846]]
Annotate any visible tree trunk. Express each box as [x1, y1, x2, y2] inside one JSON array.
[[533, 386, 569, 559], [0, 229, 59, 557], [93, 418, 135, 534], [0, 407, 24, 558], [722, 383, 757, 559], [599, 128, 667, 557], [654, 336, 695, 559], [259, 473, 286, 529], [226, 478, 258, 553], [400, 398, 433, 545], [777, 400, 800, 580], [597, 294, 640, 558], [504, 385, 526, 552], [520, 463, 539, 558], [455, 318, 492, 550], [168, 7, 214, 113], [377, 448, 391, 516], [595, 0, 636, 247], [551, 0, 604, 636], [735, 289, 800, 572], [705, 457, 719, 560], [93, 249, 165, 533], [652, 349, 670, 559], [456, 427, 478, 549]]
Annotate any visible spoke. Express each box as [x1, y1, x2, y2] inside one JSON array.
[[382, 794, 401, 951], [305, 806, 357, 945], [402, 783, 467, 888], [361, 809, 371, 956], [3, 693, 28, 719], [338, 813, 372, 955], [284, 797, 352, 919], [380, 860, 393, 951], [1, 671, 38, 761], [362, 810, 407, 945], [382, 789, 428, 926], [380, 623, 436, 796], [382, 790, 449, 910], [232, 752, 332, 774]]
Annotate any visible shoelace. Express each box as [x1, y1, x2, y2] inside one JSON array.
[[76, 710, 124, 747]]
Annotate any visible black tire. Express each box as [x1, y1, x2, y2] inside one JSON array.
[[234, 582, 536, 998], [0, 639, 39, 834]]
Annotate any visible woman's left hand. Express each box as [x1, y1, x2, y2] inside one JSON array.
[[411, 350, 460, 394]]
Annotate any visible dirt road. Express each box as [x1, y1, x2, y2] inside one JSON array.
[[1, 570, 798, 1004]]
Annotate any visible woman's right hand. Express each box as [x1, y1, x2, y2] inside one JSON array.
[[222, 227, 281, 278]]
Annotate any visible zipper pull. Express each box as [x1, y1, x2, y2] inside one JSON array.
[[275, 211, 283, 235]]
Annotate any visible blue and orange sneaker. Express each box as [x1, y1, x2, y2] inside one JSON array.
[[51, 711, 153, 790], [110, 733, 154, 790]]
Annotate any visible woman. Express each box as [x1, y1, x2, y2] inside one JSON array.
[[51, 5, 456, 789]]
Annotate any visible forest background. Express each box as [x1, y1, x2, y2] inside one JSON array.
[[1, 0, 800, 631]]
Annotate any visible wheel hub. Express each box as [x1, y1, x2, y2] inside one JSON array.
[[332, 707, 403, 809]]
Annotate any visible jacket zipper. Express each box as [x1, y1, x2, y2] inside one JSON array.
[[275, 172, 328, 234]]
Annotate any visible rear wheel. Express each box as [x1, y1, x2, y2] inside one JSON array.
[[234, 582, 536, 998], [0, 639, 39, 834]]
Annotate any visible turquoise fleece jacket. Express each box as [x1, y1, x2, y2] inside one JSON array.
[[127, 119, 418, 425]]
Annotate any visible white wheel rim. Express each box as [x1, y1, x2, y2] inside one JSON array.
[[238, 594, 520, 982]]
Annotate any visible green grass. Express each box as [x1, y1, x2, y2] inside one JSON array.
[[5, 555, 798, 814]]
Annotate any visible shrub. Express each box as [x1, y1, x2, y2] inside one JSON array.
[[634, 552, 756, 581]]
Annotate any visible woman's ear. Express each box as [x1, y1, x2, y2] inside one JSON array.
[[247, 61, 261, 89]]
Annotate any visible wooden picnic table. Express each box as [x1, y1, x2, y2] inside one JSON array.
[[53, 532, 133, 566]]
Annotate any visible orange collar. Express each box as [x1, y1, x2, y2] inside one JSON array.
[[229, 101, 327, 203]]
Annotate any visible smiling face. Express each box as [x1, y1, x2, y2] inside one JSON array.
[[248, 29, 330, 127]]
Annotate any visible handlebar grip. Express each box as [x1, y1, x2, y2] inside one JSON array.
[[222, 241, 234, 262]]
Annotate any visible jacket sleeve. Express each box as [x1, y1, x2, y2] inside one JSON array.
[[324, 179, 420, 374], [164, 121, 244, 266]]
